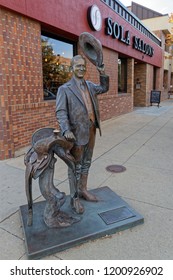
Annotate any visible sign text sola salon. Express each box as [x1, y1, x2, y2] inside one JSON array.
[[105, 17, 154, 57]]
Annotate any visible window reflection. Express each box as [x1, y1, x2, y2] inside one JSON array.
[[41, 35, 74, 100]]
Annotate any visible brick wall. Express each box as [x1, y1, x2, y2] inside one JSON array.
[[0, 8, 57, 159], [134, 63, 147, 106], [0, 8, 133, 159], [84, 47, 133, 121]]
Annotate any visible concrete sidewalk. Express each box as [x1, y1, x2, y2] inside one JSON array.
[[1, 99, 173, 260]]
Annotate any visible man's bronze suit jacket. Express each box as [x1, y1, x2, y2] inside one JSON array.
[[56, 74, 109, 145]]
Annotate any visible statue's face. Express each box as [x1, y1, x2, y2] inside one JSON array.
[[72, 58, 86, 79]]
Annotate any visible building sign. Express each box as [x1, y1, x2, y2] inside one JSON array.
[[88, 5, 102, 31], [105, 17, 130, 45], [87, 6, 154, 58], [105, 17, 154, 57], [133, 36, 154, 57]]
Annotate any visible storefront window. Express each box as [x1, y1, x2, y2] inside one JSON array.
[[41, 34, 75, 100], [118, 58, 127, 93]]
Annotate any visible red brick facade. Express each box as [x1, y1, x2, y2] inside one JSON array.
[[0, 8, 57, 159]]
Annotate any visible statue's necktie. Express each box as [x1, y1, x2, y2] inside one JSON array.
[[79, 81, 95, 123], [80, 81, 86, 92]]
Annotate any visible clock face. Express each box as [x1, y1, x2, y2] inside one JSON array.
[[89, 5, 102, 31]]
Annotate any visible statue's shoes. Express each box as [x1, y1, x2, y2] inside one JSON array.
[[79, 190, 98, 202]]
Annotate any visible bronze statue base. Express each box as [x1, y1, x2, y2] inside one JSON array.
[[20, 186, 144, 260]]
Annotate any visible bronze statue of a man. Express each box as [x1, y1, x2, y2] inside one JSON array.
[[56, 54, 109, 214]]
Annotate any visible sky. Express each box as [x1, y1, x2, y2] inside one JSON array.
[[42, 35, 73, 58], [121, 0, 173, 15]]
